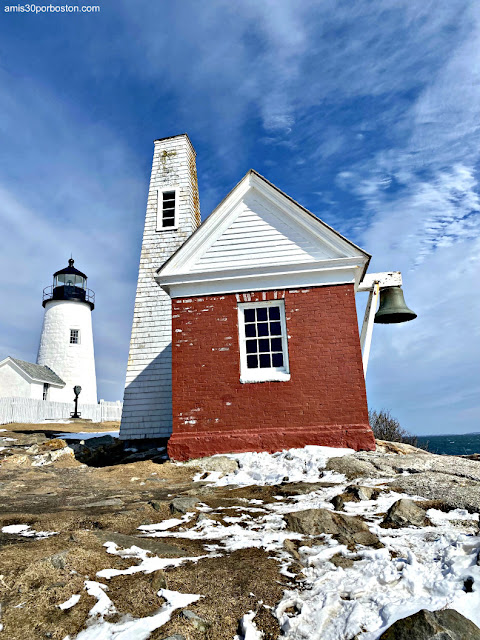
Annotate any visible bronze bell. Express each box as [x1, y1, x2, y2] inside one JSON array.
[[374, 286, 417, 324]]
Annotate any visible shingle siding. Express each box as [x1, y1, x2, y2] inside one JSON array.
[[119, 135, 200, 440]]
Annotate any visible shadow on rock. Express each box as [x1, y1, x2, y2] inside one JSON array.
[[67, 436, 169, 467]]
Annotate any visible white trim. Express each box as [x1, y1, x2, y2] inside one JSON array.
[[156, 187, 179, 231], [358, 271, 402, 292], [360, 282, 380, 377], [157, 260, 363, 298], [237, 300, 290, 383]]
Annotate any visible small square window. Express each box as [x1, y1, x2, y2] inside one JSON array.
[[70, 329, 79, 344], [238, 300, 290, 383]]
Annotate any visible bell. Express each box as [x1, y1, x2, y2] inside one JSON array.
[[374, 286, 417, 324]]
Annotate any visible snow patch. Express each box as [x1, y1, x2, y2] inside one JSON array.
[[2, 524, 57, 539], [85, 581, 116, 618], [97, 542, 211, 579], [142, 513, 303, 553], [277, 528, 480, 639], [32, 446, 74, 466], [192, 446, 354, 486], [74, 587, 200, 640], [166, 446, 480, 638], [139, 512, 194, 532], [58, 594, 81, 610], [235, 610, 264, 639]]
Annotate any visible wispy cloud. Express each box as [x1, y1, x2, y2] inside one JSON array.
[[0, 69, 146, 397]]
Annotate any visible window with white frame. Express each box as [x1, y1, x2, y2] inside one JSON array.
[[43, 383, 49, 401], [70, 329, 79, 344], [156, 188, 177, 230], [238, 300, 290, 383]]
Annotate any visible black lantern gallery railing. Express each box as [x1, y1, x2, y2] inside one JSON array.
[[42, 284, 95, 309]]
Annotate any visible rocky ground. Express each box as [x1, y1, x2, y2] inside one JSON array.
[[0, 422, 479, 640]]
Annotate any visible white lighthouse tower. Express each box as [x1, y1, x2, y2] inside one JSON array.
[[37, 259, 98, 404]]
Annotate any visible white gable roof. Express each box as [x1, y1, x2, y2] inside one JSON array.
[[156, 170, 370, 297]]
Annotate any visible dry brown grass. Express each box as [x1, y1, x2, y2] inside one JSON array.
[[0, 530, 137, 640], [4, 420, 120, 434], [148, 548, 284, 640], [0, 422, 288, 639]]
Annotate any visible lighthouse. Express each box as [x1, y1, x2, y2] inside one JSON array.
[[36, 259, 98, 404]]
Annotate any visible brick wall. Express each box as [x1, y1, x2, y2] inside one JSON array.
[[168, 285, 375, 460]]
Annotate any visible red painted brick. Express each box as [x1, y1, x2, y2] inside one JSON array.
[[168, 285, 374, 460], [168, 284, 374, 460]]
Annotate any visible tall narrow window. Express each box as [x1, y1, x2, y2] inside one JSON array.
[[238, 301, 290, 383], [70, 329, 79, 344], [43, 383, 49, 400], [157, 188, 177, 230]]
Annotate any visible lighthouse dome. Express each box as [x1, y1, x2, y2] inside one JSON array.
[[43, 258, 95, 309]]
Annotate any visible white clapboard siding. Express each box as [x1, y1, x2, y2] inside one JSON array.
[[192, 199, 342, 273]]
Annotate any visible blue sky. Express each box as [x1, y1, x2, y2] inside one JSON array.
[[1, 1, 479, 435]]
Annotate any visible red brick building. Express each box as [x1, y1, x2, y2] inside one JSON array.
[[156, 168, 375, 460]]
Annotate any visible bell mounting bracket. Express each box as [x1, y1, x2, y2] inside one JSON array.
[[358, 271, 403, 378]]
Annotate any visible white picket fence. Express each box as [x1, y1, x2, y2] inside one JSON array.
[[0, 396, 123, 425]]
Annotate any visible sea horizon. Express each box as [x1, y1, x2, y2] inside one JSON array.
[[415, 432, 480, 456]]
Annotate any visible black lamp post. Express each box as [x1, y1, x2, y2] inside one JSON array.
[[71, 385, 82, 419]]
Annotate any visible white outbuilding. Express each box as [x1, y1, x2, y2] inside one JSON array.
[[0, 357, 65, 400]]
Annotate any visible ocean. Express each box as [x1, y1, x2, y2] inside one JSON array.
[[416, 433, 480, 456]]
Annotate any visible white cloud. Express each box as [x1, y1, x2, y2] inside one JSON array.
[[0, 71, 145, 399]]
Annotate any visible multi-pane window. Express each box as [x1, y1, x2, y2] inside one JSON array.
[[157, 189, 177, 229], [238, 301, 290, 382], [43, 383, 49, 401], [70, 329, 79, 344]]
